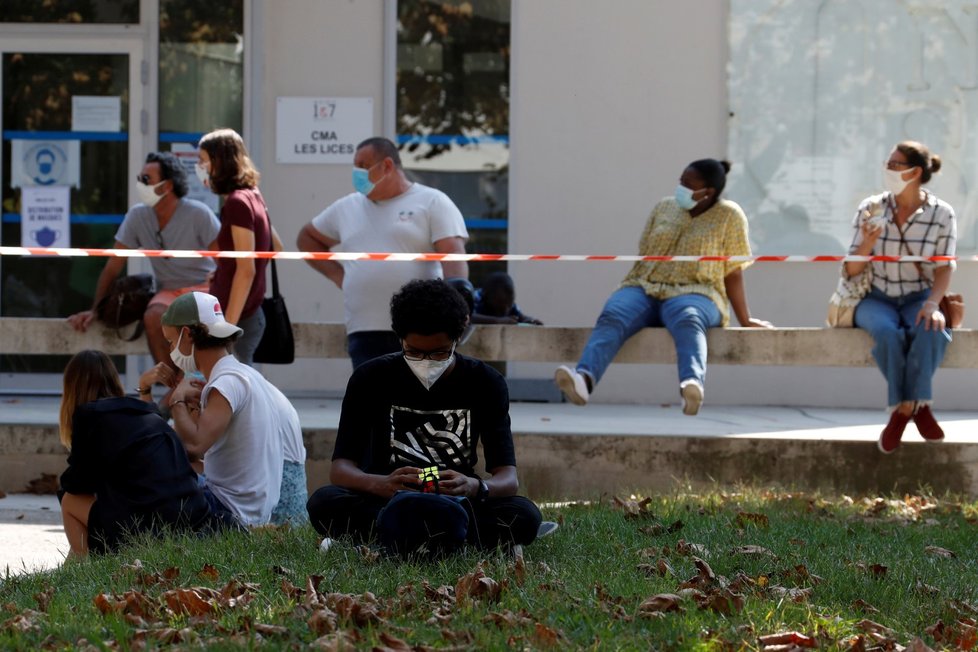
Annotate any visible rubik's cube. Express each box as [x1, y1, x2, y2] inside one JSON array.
[[419, 466, 440, 493]]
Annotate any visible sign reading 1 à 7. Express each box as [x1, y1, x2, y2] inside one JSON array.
[[275, 97, 373, 164]]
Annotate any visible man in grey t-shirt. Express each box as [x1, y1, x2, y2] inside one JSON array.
[[68, 152, 220, 370]]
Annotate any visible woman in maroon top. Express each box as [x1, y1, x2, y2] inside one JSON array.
[[196, 129, 279, 365]]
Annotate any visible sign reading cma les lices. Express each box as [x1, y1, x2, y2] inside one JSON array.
[[276, 97, 372, 164]]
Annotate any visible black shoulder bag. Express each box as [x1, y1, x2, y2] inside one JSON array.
[[253, 202, 295, 364]]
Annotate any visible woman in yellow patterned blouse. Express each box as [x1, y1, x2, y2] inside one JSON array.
[[555, 159, 771, 415]]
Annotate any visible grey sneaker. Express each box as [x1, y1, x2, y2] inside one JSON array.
[[680, 379, 704, 416], [555, 366, 590, 405], [537, 521, 559, 538]]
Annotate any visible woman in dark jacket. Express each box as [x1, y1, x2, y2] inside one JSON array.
[[59, 350, 225, 556]]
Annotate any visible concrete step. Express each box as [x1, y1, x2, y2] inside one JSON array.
[[3, 396, 977, 497]]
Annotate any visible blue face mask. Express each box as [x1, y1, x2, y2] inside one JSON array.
[[675, 184, 699, 210], [352, 167, 375, 195]]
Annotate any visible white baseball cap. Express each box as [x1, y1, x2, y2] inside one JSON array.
[[161, 291, 243, 339]]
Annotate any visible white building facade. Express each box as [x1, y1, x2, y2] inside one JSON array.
[[1, 0, 975, 409]]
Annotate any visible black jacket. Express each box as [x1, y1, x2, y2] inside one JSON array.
[[60, 397, 218, 553]]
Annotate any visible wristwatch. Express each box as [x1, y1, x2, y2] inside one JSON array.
[[476, 479, 489, 501]]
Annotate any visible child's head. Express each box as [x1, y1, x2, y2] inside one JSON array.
[[59, 350, 125, 449], [480, 272, 516, 317]]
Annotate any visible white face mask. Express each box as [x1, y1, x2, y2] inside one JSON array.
[[883, 167, 912, 196], [169, 330, 198, 375], [404, 345, 456, 391], [195, 162, 211, 189], [136, 180, 167, 208]]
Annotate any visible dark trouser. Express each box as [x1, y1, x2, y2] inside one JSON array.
[[347, 330, 401, 369], [307, 485, 543, 549]]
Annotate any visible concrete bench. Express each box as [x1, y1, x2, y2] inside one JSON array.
[[4, 316, 978, 367], [4, 318, 978, 498]]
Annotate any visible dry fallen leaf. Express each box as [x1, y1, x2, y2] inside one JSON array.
[[455, 565, 502, 604], [757, 631, 817, 648], [613, 495, 654, 519], [531, 622, 567, 648], [924, 545, 956, 558], [915, 578, 941, 596], [675, 539, 709, 557], [904, 637, 936, 652], [484, 609, 533, 628], [375, 631, 412, 651], [197, 564, 220, 582], [308, 608, 339, 636], [731, 545, 776, 558], [309, 630, 360, 651], [768, 586, 812, 603], [33, 586, 54, 612], [735, 512, 770, 528], [852, 599, 880, 614], [162, 588, 219, 616], [695, 588, 745, 615], [637, 593, 684, 616]]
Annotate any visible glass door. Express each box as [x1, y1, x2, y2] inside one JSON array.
[[0, 37, 144, 391]]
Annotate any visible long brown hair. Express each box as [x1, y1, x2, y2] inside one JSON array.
[[198, 128, 260, 194], [59, 350, 125, 450]]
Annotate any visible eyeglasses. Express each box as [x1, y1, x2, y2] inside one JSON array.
[[885, 160, 914, 171], [402, 344, 456, 362]]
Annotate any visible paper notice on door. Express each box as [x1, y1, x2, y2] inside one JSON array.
[[21, 186, 71, 248], [72, 96, 121, 132]]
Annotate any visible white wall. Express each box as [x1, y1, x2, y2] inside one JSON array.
[[252, 0, 978, 409], [508, 0, 978, 410], [255, 0, 387, 394]]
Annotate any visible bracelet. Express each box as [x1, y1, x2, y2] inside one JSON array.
[[924, 300, 940, 308], [172, 400, 188, 408], [135, 386, 152, 394]]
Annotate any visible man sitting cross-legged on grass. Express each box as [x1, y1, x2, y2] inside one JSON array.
[[306, 279, 542, 556]]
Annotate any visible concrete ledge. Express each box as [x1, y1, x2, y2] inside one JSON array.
[[6, 399, 978, 497], [5, 317, 978, 367]]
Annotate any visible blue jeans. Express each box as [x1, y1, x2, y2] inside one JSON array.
[[347, 330, 401, 369], [854, 288, 951, 407], [578, 286, 722, 387], [233, 308, 266, 367]]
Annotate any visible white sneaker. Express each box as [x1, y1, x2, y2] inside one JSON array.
[[319, 537, 335, 553], [555, 366, 590, 405], [537, 521, 559, 538], [680, 379, 704, 416]]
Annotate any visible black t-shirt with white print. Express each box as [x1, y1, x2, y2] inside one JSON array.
[[331, 352, 516, 478]]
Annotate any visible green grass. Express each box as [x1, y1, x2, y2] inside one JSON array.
[[3, 487, 978, 650]]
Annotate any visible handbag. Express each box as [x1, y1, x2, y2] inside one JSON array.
[[252, 199, 295, 364], [827, 264, 871, 328], [897, 219, 964, 329], [95, 273, 155, 341], [253, 259, 294, 363]]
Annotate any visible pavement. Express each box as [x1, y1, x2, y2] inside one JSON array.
[[0, 493, 67, 577], [4, 396, 978, 577]]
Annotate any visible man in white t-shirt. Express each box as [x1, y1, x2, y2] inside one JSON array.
[[297, 137, 469, 368], [162, 291, 290, 526]]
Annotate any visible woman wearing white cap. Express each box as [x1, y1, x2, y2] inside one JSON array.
[[162, 291, 306, 526]]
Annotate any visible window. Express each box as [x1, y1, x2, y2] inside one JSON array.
[[0, 1, 138, 24], [396, 0, 511, 286], [158, 1, 244, 147], [729, 0, 978, 254]]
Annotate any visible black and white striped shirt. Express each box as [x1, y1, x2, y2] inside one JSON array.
[[848, 191, 956, 298]]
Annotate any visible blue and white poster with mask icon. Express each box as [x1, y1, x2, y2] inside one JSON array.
[[21, 186, 70, 249], [10, 140, 81, 189]]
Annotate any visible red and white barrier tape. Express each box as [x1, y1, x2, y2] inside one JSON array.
[[0, 246, 963, 263]]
